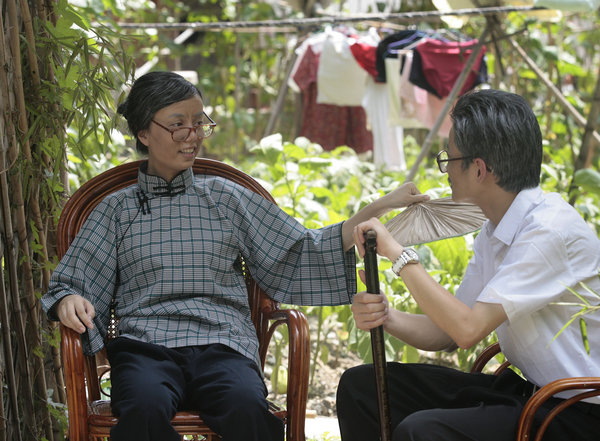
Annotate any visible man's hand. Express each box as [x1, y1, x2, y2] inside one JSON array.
[[56, 295, 96, 334], [351, 270, 390, 331], [353, 217, 404, 261]]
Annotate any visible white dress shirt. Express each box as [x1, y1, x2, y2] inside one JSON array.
[[456, 186, 600, 402]]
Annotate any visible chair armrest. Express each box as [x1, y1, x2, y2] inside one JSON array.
[[262, 308, 310, 441], [470, 342, 501, 373], [517, 377, 600, 441], [61, 325, 90, 441]]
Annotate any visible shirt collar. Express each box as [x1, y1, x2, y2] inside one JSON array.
[[490, 186, 543, 245], [137, 162, 194, 197]]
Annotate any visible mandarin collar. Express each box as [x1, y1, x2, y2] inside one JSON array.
[[137, 162, 194, 197]]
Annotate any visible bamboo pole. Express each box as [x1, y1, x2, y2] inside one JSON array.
[[5, 0, 54, 438], [0, 8, 36, 440], [0, 250, 21, 441], [17, 0, 54, 311], [18, 0, 40, 87], [34, 0, 68, 406], [113, 5, 544, 32], [576, 62, 600, 170], [264, 49, 298, 137]]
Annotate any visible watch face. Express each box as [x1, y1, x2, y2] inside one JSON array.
[[406, 249, 419, 262]]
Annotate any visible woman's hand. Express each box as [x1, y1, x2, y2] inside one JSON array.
[[56, 295, 96, 334], [353, 217, 404, 261], [341, 182, 427, 251], [379, 182, 429, 211], [351, 271, 390, 330]]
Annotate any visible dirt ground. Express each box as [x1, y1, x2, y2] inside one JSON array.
[[305, 349, 364, 417]]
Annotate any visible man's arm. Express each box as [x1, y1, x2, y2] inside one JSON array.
[[353, 217, 508, 350], [351, 290, 457, 351], [398, 264, 507, 349]]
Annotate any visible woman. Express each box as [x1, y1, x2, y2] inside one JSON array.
[[41, 71, 429, 441]]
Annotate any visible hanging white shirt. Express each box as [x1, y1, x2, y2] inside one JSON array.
[[316, 29, 368, 106], [456, 186, 600, 402]]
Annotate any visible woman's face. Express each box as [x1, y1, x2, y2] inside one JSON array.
[[138, 95, 205, 182]]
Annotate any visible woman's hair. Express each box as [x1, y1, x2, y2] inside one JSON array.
[[117, 71, 203, 154], [451, 89, 542, 193]]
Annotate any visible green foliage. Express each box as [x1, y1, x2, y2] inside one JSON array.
[[575, 168, 600, 194], [307, 433, 340, 441], [46, 390, 68, 435], [39, 0, 135, 190], [552, 280, 600, 354]]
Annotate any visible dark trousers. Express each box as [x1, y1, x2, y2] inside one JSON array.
[[106, 337, 284, 441], [336, 362, 600, 441]]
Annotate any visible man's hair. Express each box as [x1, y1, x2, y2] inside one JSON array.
[[117, 71, 203, 154], [450, 89, 542, 193]]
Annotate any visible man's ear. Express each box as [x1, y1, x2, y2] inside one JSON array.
[[473, 158, 489, 182]]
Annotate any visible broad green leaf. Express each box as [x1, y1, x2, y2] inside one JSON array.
[[574, 169, 600, 195]]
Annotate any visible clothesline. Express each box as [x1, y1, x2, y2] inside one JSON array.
[[115, 5, 545, 32]]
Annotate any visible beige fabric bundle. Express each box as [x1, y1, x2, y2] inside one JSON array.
[[385, 197, 487, 247]]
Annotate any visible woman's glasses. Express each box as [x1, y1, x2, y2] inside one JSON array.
[[152, 112, 217, 141]]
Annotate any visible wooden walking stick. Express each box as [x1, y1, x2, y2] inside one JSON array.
[[364, 230, 392, 441]]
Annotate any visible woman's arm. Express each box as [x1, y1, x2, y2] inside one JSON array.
[[341, 182, 429, 251]]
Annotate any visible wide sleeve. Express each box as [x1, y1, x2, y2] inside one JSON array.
[[41, 196, 121, 355], [211, 179, 357, 306]]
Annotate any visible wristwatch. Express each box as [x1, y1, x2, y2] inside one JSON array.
[[392, 248, 419, 276]]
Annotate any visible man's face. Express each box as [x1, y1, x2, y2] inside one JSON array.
[[447, 128, 471, 203]]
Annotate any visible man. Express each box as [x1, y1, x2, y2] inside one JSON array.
[[337, 89, 600, 441]]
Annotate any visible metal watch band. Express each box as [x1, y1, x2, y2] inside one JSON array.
[[392, 248, 419, 276]]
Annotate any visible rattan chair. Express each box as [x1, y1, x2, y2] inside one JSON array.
[[471, 342, 600, 441], [57, 158, 310, 441]]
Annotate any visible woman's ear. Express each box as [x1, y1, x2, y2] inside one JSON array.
[[137, 129, 150, 147]]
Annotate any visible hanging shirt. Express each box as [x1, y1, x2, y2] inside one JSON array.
[[41, 164, 357, 370], [456, 186, 600, 403], [362, 75, 406, 171], [374, 30, 427, 83], [349, 40, 378, 78], [411, 38, 487, 98], [293, 44, 373, 152], [316, 29, 368, 106], [398, 51, 453, 137]]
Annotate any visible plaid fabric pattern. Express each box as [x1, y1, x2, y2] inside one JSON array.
[[42, 164, 356, 368]]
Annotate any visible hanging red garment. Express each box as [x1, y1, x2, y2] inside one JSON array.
[[414, 38, 487, 98], [292, 44, 373, 153], [349, 41, 378, 78]]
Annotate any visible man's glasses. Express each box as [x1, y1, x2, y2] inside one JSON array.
[[436, 149, 473, 173], [152, 112, 217, 142]]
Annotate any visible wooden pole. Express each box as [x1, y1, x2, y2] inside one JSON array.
[[264, 50, 298, 137], [364, 230, 392, 441], [576, 61, 600, 170]]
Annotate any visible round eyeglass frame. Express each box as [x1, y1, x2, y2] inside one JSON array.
[[436, 149, 473, 173], [151, 112, 217, 142]]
